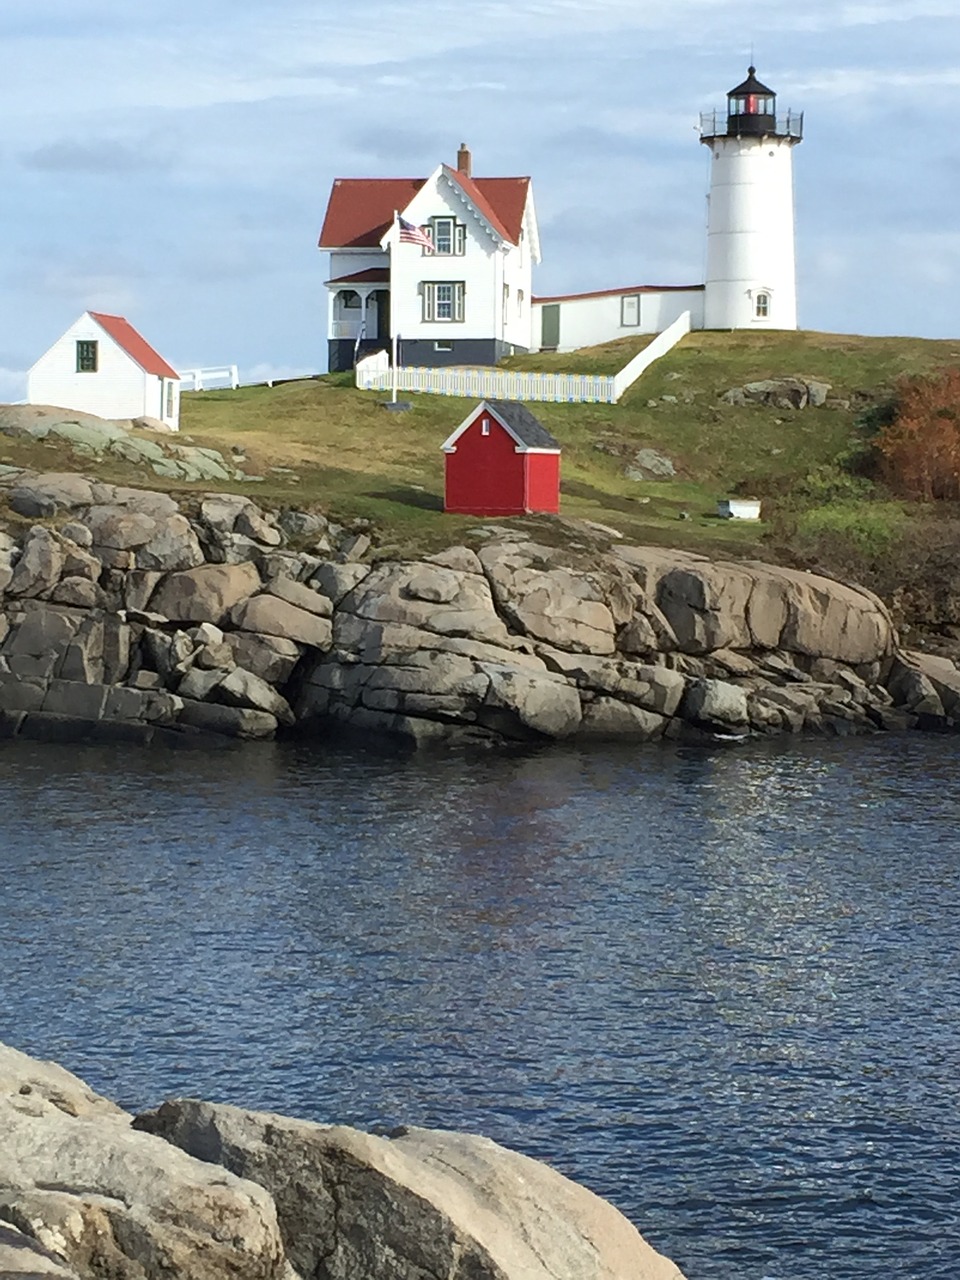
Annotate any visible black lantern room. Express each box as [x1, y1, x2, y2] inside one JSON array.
[[726, 66, 777, 135]]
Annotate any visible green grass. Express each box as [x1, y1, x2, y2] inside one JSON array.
[[168, 329, 960, 557], [5, 328, 960, 564]]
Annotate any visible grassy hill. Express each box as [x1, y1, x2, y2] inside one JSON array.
[[3, 329, 959, 604], [167, 329, 960, 566]]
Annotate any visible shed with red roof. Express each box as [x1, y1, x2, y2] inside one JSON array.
[[26, 311, 181, 430], [441, 399, 561, 517]]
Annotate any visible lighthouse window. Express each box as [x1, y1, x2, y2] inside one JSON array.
[[755, 292, 770, 319]]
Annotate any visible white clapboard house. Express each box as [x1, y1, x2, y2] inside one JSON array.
[[319, 145, 541, 371], [27, 311, 181, 429]]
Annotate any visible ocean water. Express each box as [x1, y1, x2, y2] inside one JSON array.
[[1, 733, 958, 1279]]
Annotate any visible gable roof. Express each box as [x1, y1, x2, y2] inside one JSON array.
[[440, 167, 528, 244], [442, 399, 561, 454], [320, 174, 531, 249], [89, 312, 179, 379]]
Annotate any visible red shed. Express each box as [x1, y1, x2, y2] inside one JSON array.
[[441, 399, 561, 516]]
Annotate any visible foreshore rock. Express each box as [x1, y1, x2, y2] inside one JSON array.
[[0, 1041, 686, 1280], [0, 456, 957, 748]]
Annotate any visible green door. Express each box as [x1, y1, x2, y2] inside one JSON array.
[[540, 304, 560, 350]]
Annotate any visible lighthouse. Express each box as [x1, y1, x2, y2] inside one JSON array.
[[700, 68, 803, 330]]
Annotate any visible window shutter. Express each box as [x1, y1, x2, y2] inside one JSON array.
[[455, 282, 465, 322], [455, 224, 466, 254]]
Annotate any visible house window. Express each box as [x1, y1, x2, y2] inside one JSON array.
[[165, 380, 175, 418], [502, 283, 509, 326], [76, 340, 98, 372], [517, 289, 525, 315], [755, 291, 770, 319], [481, 418, 491, 436], [430, 217, 466, 255], [423, 281, 465, 322], [434, 340, 453, 352], [621, 295, 640, 327]]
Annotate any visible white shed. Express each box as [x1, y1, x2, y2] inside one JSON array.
[[27, 312, 181, 430]]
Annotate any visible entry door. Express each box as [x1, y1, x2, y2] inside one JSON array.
[[540, 304, 560, 350], [376, 291, 390, 341]]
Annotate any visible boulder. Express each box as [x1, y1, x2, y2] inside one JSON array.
[[7, 527, 65, 599], [231, 595, 333, 649], [8, 474, 96, 517], [177, 700, 279, 740], [150, 563, 261, 625], [309, 562, 372, 603], [215, 667, 295, 725], [134, 1100, 687, 1280], [225, 633, 302, 686], [480, 665, 582, 739], [0, 1047, 291, 1280], [681, 678, 749, 729], [262, 576, 333, 618], [235, 507, 282, 547], [134, 514, 205, 572], [578, 698, 668, 739], [479, 543, 617, 654]]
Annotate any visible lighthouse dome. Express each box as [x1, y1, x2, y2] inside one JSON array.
[[726, 66, 777, 135]]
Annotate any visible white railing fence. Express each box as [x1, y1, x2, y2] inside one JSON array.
[[355, 312, 690, 405], [611, 311, 691, 401], [179, 365, 240, 392]]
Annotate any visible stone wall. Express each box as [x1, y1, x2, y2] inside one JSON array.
[[1, 467, 959, 748]]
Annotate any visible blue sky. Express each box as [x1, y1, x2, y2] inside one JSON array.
[[2, 0, 958, 397]]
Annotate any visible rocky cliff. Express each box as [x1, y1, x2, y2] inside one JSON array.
[[0, 1040, 686, 1280], [2, 465, 959, 748]]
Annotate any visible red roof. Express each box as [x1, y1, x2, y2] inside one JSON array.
[[533, 284, 705, 304], [318, 173, 531, 248], [89, 312, 179, 379], [325, 268, 391, 286]]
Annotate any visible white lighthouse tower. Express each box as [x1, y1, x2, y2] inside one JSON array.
[[700, 67, 803, 330]]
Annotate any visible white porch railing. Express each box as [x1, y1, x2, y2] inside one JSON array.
[[179, 365, 240, 391], [331, 320, 364, 340], [355, 312, 691, 404]]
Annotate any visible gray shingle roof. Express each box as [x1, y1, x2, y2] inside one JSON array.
[[486, 400, 561, 450]]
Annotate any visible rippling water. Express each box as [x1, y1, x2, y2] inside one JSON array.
[[2, 734, 959, 1279]]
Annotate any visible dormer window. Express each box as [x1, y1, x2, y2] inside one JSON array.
[[430, 217, 466, 255]]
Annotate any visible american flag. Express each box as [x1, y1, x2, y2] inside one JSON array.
[[398, 216, 435, 252]]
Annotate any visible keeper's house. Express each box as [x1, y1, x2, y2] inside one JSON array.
[[442, 400, 561, 517], [319, 145, 540, 372], [27, 312, 181, 430]]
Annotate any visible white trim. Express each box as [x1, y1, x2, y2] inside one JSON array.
[[440, 399, 554, 453]]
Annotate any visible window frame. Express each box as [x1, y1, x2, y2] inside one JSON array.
[[621, 294, 640, 327], [76, 340, 98, 373], [428, 217, 466, 256], [422, 280, 465, 323]]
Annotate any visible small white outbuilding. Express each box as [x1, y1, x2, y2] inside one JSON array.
[[27, 311, 181, 430]]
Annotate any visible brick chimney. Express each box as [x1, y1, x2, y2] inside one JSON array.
[[457, 143, 472, 178]]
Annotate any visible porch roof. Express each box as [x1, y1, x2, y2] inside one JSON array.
[[325, 268, 391, 288]]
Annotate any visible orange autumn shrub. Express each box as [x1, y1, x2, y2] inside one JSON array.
[[876, 368, 960, 500]]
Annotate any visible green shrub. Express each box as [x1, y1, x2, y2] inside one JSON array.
[[794, 501, 907, 559]]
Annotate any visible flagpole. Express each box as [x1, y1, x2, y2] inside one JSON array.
[[391, 209, 399, 404]]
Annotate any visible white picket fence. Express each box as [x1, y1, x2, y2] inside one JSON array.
[[179, 365, 240, 392], [355, 311, 691, 404]]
